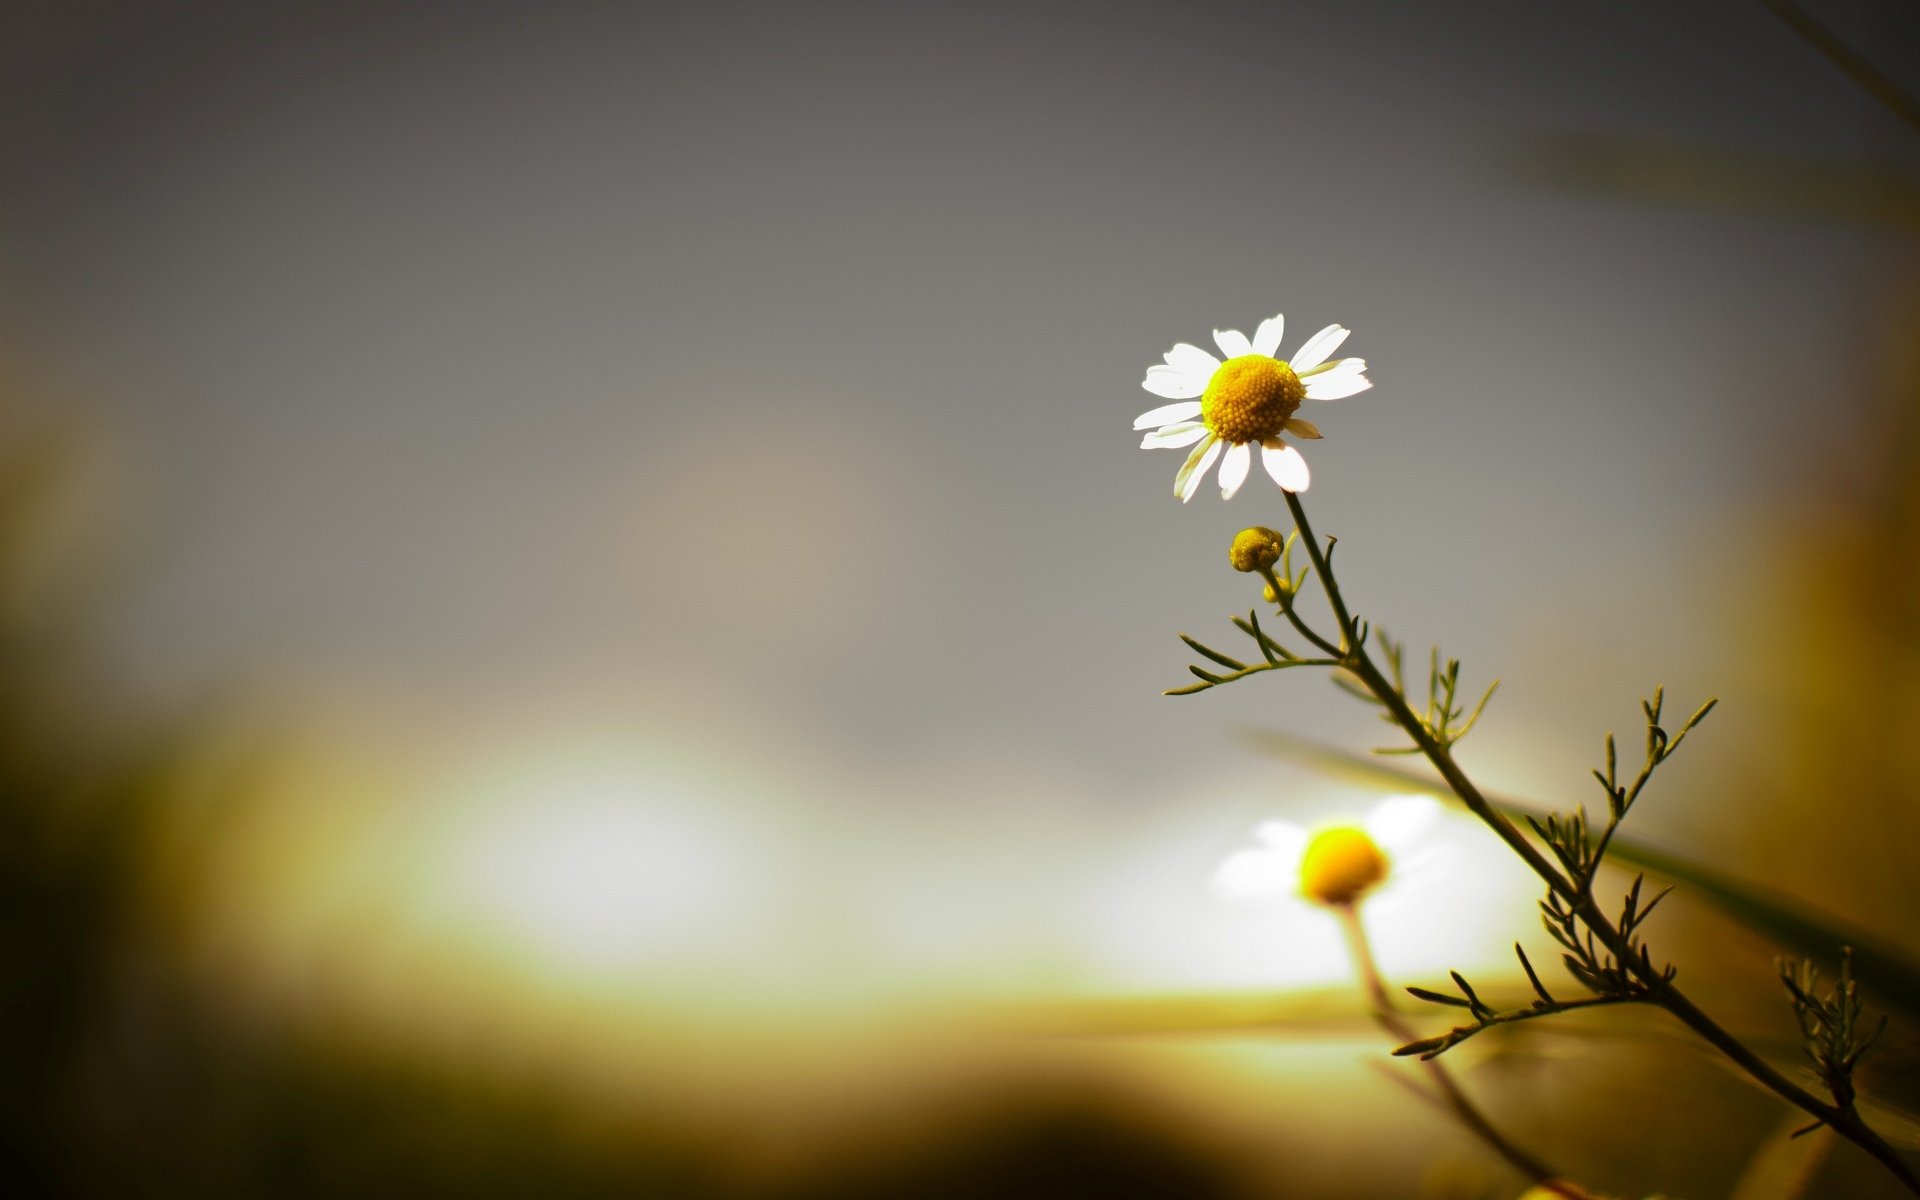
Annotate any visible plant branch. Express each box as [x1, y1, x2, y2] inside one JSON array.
[[1279, 493, 1920, 1196], [1396, 991, 1650, 1060], [1334, 904, 1597, 1200]]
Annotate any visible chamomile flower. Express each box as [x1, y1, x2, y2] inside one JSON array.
[[1134, 313, 1370, 500], [1211, 795, 1438, 910]]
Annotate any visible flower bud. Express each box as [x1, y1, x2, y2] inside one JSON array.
[[1229, 526, 1285, 573]]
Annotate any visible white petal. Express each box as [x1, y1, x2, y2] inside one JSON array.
[[1175, 435, 1222, 502], [1217, 440, 1251, 499], [1254, 819, 1309, 860], [1165, 343, 1220, 378], [1140, 422, 1208, 449], [1252, 313, 1285, 357], [1366, 795, 1440, 856], [1211, 848, 1292, 900], [1143, 364, 1206, 399], [1133, 400, 1202, 430], [1290, 324, 1351, 373], [1261, 441, 1311, 493], [1305, 374, 1372, 401], [1284, 417, 1323, 440], [1390, 843, 1453, 888], [1300, 356, 1365, 381], [1214, 328, 1253, 358]]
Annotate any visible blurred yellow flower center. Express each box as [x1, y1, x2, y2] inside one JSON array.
[[1201, 355, 1304, 444], [1299, 825, 1389, 906]]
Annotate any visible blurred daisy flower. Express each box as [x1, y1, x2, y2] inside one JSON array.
[[1134, 313, 1370, 501], [1212, 795, 1438, 909]]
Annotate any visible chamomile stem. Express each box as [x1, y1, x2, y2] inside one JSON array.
[[1281, 489, 1573, 891], [1280, 490, 1356, 648], [1363, 653, 1920, 1193], [1279, 490, 1920, 1197], [1334, 903, 1593, 1200]]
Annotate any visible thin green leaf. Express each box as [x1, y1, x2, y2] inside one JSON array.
[[1453, 678, 1500, 741], [1180, 634, 1247, 671], [1515, 943, 1555, 1005]]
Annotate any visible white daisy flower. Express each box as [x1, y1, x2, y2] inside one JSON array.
[[1211, 795, 1438, 910], [1134, 312, 1371, 501]]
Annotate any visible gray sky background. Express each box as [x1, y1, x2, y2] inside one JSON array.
[[2, 0, 1917, 981]]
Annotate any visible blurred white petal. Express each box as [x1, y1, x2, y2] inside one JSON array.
[[1366, 795, 1441, 856], [1211, 848, 1294, 900], [1254, 819, 1309, 859], [1220, 798, 1453, 915], [1390, 843, 1452, 886]]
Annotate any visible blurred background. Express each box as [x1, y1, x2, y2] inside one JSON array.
[[1, 0, 1917, 1195]]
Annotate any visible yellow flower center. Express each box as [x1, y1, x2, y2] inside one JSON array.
[[1298, 825, 1389, 907], [1200, 355, 1305, 445]]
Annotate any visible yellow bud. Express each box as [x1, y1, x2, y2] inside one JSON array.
[[1229, 526, 1285, 573], [1298, 825, 1388, 906]]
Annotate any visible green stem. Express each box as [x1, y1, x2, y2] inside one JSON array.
[[1335, 904, 1594, 1200], [1281, 492, 1920, 1197], [1259, 564, 1345, 661], [1369, 656, 1917, 1190], [1281, 490, 1356, 648]]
